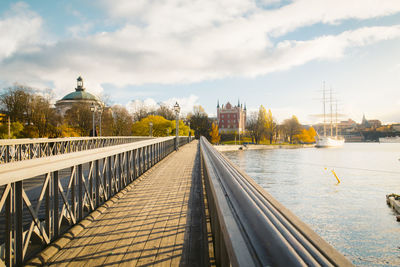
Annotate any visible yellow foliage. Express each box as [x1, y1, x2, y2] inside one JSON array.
[[132, 115, 191, 137], [210, 123, 220, 144], [294, 127, 317, 143]]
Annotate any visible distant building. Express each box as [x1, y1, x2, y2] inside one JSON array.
[[55, 76, 103, 115], [360, 114, 382, 129], [217, 100, 246, 134]]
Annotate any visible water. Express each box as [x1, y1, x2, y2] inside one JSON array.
[[223, 143, 400, 266]]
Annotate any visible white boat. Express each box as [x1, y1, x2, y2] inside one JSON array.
[[316, 136, 344, 148], [379, 136, 400, 143], [315, 82, 344, 148]]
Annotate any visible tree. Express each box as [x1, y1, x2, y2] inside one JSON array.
[[64, 103, 93, 136], [281, 115, 302, 143], [0, 84, 33, 123], [155, 104, 175, 120], [210, 123, 220, 144], [246, 112, 258, 143], [188, 105, 212, 140], [30, 94, 60, 137], [112, 105, 133, 136], [132, 115, 173, 136], [0, 122, 23, 139], [265, 109, 277, 144], [294, 127, 317, 143]]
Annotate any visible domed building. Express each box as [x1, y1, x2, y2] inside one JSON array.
[[56, 76, 103, 115]]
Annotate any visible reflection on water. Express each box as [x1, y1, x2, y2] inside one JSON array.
[[223, 143, 400, 266]]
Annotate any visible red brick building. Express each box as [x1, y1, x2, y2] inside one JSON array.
[[217, 100, 246, 134]]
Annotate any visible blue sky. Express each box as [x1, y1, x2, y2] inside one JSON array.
[[1, 0, 400, 123]]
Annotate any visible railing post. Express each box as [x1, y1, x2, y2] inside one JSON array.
[[95, 160, 100, 206], [108, 156, 112, 197], [5, 184, 13, 267], [53, 171, 59, 238], [46, 176, 51, 239], [15, 181, 23, 266], [71, 167, 76, 221]]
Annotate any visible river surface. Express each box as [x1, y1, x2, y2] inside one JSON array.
[[223, 143, 400, 266]]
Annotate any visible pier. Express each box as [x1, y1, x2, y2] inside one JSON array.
[[0, 137, 352, 266]]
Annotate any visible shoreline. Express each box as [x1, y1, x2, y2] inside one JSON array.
[[214, 144, 315, 152]]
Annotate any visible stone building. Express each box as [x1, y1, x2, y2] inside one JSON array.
[[55, 76, 103, 115], [217, 100, 246, 134]]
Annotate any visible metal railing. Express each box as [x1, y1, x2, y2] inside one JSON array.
[[0, 136, 153, 164], [0, 136, 191, 266], [200, 137, 352, 266]]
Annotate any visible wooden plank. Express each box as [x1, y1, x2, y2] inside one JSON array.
[[43, 141, 210, 266]]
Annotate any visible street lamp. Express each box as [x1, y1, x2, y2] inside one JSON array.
[[174, 102, 180, 150], [90, 103, 96, 137], [188, 121, 191, 139], [149, 122, 153, 137]]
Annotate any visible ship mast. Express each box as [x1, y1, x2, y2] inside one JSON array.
[[330, 87, 333, 137], [335, 101, 338, 137], [323, 81, 326, 137]]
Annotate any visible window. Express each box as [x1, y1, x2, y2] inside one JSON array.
[[222, 120, 224, 123], [228, 120, 230, 123], [222, 115, 224, 118], [228, 114, 230, 118]]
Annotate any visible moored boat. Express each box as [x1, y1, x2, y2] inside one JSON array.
[[379, 136, 400, 143], [316, 136, 344, 148]]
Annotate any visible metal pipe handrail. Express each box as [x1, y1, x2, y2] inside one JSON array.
[[0, 136, 189, 266], [0, 137, 174, 186], [200, 137, 352, 266], [0, 136, 153, 164], [0, 136, 150, 145]]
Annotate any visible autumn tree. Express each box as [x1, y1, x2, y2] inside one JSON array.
[[210, 123, 220, 144], [294, 127, 317, 143], [64, 103, 93, 136], [265, 109, 277, 144], [281, 115, 302, 143], [132, 115, 173, 136]]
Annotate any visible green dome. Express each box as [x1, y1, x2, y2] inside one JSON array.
[[61, 90, 98, 101]]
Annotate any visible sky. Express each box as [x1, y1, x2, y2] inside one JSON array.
[[0, 0, 400, 124]]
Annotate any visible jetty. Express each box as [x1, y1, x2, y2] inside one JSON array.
[[0, 136, 352, 266]]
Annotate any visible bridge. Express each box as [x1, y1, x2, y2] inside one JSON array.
[[0, 136, 352, 266]]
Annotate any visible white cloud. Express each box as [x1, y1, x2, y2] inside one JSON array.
[[0, 2, 43, 60], [1, 0, 400, 102], [126, 95, 199, 116]]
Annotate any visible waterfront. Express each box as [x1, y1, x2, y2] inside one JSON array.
[[223, 143, 400, 266]]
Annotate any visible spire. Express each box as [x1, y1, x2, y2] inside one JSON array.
[[244, 103, 247, 110], [217, 99, 220, 108], [237, 99, 240, 107]]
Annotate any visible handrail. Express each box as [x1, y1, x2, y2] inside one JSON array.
[[199, 137, 352, 266], [0, 136, 152, 164], [0, 136, 190, 266]]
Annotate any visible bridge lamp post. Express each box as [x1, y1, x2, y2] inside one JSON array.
[[149, 122, 153, 137], [90, 103, 96, 137], [188, 121, 191, 140], [174, 102, 180, 150]]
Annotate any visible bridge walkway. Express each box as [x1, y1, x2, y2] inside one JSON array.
[[30, 140, 212, 266]]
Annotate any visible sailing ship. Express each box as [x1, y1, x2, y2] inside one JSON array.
[[315, 83, 344, 148], [379, 136, 400, 143]]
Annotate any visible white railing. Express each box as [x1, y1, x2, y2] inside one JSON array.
[[0, 137, 153, 164], [0, 136, 193, 266]]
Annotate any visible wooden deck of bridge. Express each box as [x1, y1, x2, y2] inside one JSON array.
[[29, 140, 213, 266]]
